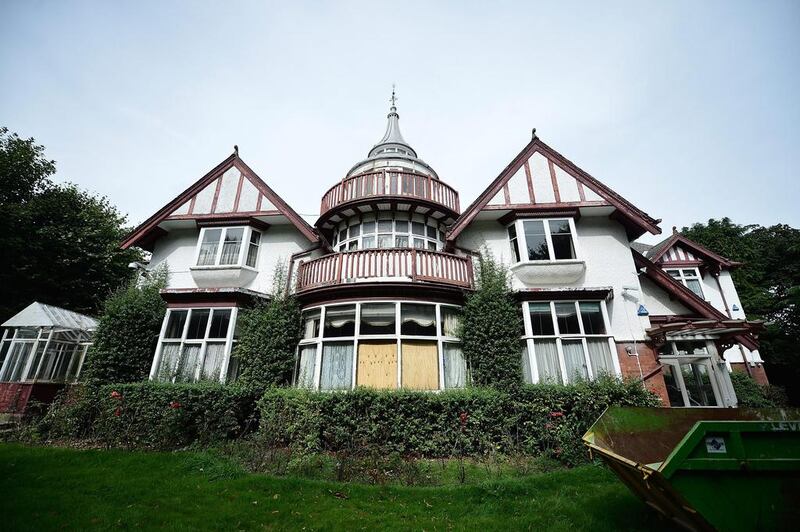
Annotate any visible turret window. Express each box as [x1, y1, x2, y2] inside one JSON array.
[[333, 213, 446, 251]]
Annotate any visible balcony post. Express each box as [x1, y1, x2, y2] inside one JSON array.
[[410, 248, 417, 282]]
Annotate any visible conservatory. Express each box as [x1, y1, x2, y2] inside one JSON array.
[[0, 302, 96, 415]]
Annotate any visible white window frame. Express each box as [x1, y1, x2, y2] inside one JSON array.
[[332, 212, 446, 252], [194, 226, 261, 269], [149, 307, 239, 383], [665, 267, 705, 299], [521, 300, 620, 384], [507, 217, 580, 263], [294, 301, 464, 392], [659, 340, 724, 407], [0, 327, 90, 384]]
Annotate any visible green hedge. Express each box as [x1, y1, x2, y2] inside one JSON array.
[[257, 377, 660, 465], [39, 382, 260, 449]]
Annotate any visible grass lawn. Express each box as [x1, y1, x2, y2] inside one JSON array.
[[0, 444, 672, 531]]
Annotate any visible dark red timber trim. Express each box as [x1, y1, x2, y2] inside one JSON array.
[[447, 136, 662, 242], [523, 160, 536, 203], [503, 184, 511, 205], [232, 171, 245, 212], [121, 152, 318, 250], [632, 250, 758, 351], [548, 159, 561, 203], [577, 180, 586, 201], [209, 175, 224, 213], [649, 233, 738, 269]]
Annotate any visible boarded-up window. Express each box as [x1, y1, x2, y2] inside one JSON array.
[[357, 341, 397, 389], [401, 341, 439, 390]]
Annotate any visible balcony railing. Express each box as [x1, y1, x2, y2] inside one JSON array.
[[296, 248, 474, 292], [320, 171, 460, 217]]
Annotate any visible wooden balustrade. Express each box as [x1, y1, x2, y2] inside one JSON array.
[[320, 170, 460, 216], [296, 248, 474, 292]]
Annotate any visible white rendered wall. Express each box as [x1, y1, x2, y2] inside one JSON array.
[[148, 224, 311, 295], [456, 215, 650, 341]]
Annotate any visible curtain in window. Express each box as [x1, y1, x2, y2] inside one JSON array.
[[440, 308, 461, 337], [561, 340, 588, 383], [201, 342, 226, 381], [686, 279, 703, 298], [320, 343, 353, 390], [220, 228, 244, 265], [157, 343, 181, 381], [296, 345, 317, 388], [443, 343, 466, 388], [521, 343, 532, 384], [401, 304, 436, 335], [176, 345, 201, 382], [534, 339, 562, 383], [360, 304, 396, 334], [197, 229, 221, 266], [586, 338, 614, 377], [324, 306, 356, 337]]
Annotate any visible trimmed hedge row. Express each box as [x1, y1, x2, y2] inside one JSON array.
[[40, 382, 260, 449], [257, 377, 660, 465]]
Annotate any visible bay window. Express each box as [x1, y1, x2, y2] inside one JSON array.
[[195, 226, 261, 268], [520, 300, 617, 384], [506, 218, 578, 263], [153, 307, 238, 383], [332, 212, 446, 251], [294, 301, 466, 391], [665, 268, 704, 299]]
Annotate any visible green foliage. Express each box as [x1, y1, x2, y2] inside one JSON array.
[[461, 252, 523, 389], [680, 218, 800, 403], [234, 264, 301, 389], [81, 266, 168, 385], [729, 371, 788, 408], [257, 377, 660, 466], [0, 127, 142, 321]]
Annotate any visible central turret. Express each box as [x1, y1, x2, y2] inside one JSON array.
[[317, 90, 460, 248]]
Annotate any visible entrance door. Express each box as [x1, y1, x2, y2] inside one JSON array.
[[661, 356, 722, 407], [356, 341, 397, 389]]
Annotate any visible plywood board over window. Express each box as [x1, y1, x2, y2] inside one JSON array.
[[357, 341, 397, 389], [401, 341, 439, 390]]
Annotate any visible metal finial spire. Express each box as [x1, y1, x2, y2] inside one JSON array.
[[389, 84, 398, 112]]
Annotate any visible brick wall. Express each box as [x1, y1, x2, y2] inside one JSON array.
[[0, 383, 33, 414], [615, 342, 669, 405], [730, 363, 770, 385]]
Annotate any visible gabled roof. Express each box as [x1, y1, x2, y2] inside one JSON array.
[[121, 152, 318, 250], [647, 232, 739, 270], [632, 250, 757, 350], [447, 135, 662, 241], [2, 302, 97, 331]]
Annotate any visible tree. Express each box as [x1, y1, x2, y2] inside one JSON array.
[[681, 218, 800, 403], [461, 251, 523, 389], [233, 264, 302, 390], [0, 127, 142, 320], [81, 266, 168, 385]]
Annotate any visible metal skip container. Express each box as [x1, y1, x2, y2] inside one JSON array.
[[583, 407, 800, 531]]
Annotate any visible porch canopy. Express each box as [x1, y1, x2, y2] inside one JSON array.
[[0, 302, 97, 384], [646, 318, 764, 354]]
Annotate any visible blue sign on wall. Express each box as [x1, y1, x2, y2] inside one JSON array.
[[637, 304, 649, 316]]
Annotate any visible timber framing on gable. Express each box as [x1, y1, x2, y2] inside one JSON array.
[[648, 233, 741, 271], [632, 250, 758, 351], [121, 152, 318, 251], [447, 135, 662, 242]]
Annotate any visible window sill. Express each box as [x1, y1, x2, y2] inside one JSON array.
[[510, 259, 586, 284], [190, 265, 258, 288]]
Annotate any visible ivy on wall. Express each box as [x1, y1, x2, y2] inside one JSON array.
[[461, 251, 523, 389]]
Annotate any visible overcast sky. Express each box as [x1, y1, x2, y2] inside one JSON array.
[[2, 0, 798, 243]]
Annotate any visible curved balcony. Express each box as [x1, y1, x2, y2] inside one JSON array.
[[296, 248, 474, 293], [319, 170, 460, 221]]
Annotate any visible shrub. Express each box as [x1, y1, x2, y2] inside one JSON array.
[[94, 382, 260, 449], [730, 370, 788, 407], [234, 263, 301, 389], [81, 265, 168, 385], [35, 382, 260, 449], [461, 252, 523, 389], [257, 377, 659, 465]]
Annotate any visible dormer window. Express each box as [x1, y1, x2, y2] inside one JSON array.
[[195, 226, 261, 268], [665, 268, 704, 299], [507, 218, 577, 263]]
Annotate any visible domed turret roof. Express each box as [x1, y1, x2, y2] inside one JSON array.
[[346, 89, 438, 179]]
